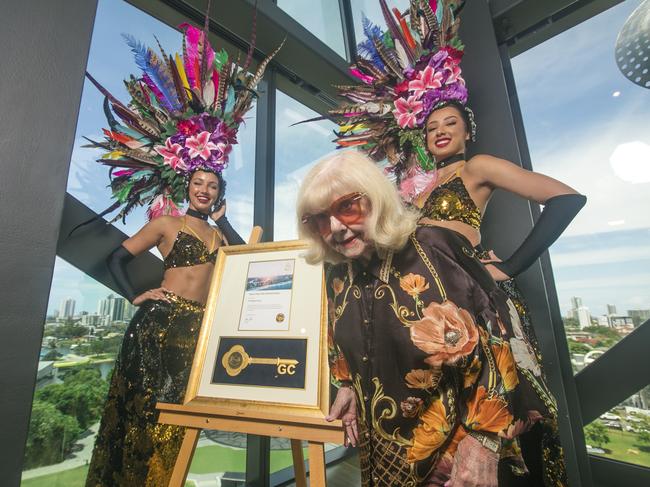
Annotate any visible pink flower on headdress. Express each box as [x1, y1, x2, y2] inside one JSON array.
[[155, 138, 185, 171], [408, 66, 443, 97], [443, 58, 464, 85], [393, 95, 423, 129], [147, 194, 183, 221], [186, 131, 219, 160]]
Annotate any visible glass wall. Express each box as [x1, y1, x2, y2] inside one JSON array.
[[277, 0, 347, 58], [21, 0, 256, 484], [511, 0, 650, 468], [350, 0, 409, 48], [274, 90, 337, 241], [67, 0, 255, 239]]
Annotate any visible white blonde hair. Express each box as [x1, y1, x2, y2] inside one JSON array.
[[296, 150, 419, 264]]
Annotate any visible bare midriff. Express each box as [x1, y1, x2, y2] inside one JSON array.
[[160, 262, 215, 304]]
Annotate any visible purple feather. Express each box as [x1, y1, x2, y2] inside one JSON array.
[[122, 34, 178, 111]]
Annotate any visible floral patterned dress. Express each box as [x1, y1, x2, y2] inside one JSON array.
[[326, 226, 555, 486]]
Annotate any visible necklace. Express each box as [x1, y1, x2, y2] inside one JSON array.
[[436, 153, 465, 169], [186, 208, 209, 221]]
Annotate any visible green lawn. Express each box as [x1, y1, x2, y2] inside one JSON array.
[[591, 430, 650, 468], [21, 466, 195, 487], [189, 444, 308, 474], [21, 444, 308, 486], [22, 466, 88, 487]]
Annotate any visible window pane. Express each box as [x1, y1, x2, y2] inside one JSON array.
[[511, 0, 650, 381], [22, 258, 122, 484], [350, 0, 410, 50], [584, 388, 650, 468], [274, 90, 338, 241], [22, 0, 254, 482], [277, 0, 347, 59], [513, 2, 650, 471], [67, 0, 254, 238]]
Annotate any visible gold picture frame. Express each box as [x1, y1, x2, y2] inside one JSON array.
[[183, 240, 331, 421]]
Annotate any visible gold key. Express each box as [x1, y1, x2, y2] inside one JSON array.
[[222, 344, 299, 377]]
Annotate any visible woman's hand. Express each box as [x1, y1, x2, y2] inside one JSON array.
[[446, 435, 499, 487], [326, 385, 359, 447], [210, 200, 227, 222], [132, 287, 171, 306], [479, 250, 510, 282]]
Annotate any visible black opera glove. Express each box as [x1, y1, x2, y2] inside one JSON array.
[[106, 245, 137, 303], [493, 193, 587, 278], [215, 215, 245, 245]]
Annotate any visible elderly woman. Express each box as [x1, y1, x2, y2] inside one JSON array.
[[296, 151, 550, 487]]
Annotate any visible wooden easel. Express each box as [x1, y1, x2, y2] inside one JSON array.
[[156, 401, 344, 487], [157, 226, 344, 486]]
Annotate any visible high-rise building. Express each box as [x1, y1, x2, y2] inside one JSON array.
[[59, 298, 76, 319], [628, 309, 650, 327], [606, 304, 617, 315], [577, 307, 592, 329], [123, 301, 137, 321], [81, 314, 103, 326], [569, 296, 591, 327], [98, 294, 127, 322]]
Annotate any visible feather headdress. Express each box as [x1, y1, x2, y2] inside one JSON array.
[[85, 12, 282, 222], [331, 0, 471, 178]]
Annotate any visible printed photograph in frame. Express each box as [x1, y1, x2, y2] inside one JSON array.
[[183, 240, 331, 421]]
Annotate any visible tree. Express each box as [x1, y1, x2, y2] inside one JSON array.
[[563, 317, 579, 329], [24, 401, 81, 468], [56, 321, 88, 338], [584, 421, 610, 449], [636, 416, 650, 447], [36, 367, 109, 430], [568, 341, 591, 355], [42, 349, 62, 361]]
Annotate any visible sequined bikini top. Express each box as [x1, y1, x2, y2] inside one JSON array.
[[421, 164, 482, 230], [163, 217, 220, 269]]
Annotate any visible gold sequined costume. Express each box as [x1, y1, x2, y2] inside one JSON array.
[[85, 292, 203, 486]]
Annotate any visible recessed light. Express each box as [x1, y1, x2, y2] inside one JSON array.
[[607, 220, 625, 226], [612, 91, 621, 97]]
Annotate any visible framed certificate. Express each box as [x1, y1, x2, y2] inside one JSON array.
[[184, 240, 331, 420]]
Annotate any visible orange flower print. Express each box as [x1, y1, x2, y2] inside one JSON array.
[[407, 398, 451, 463], [410, 300, 479, 366], [399, 273, 430, 297], [462, 356, 482, 389], [331, 277, 345, 296], [400, 397, 424, 418], [405, 368, 442, 390], [465, 386, 514, 436], [330, 354, 351, 382], [491, 341, 519, 392]]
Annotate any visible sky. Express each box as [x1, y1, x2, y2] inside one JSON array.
[[510, 0, 650, 316], [47, 0, 649, 319]]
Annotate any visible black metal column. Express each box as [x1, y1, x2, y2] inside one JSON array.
[[338, 0, 357, 61], [254, 72, 277, 242], [245, 434, 271, 487], [460, 1, 592, 485], [0, 0, 98, 484]]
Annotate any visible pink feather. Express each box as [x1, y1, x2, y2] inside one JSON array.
[[349, 68, 374, 84], [180, 23, 215, 90]]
